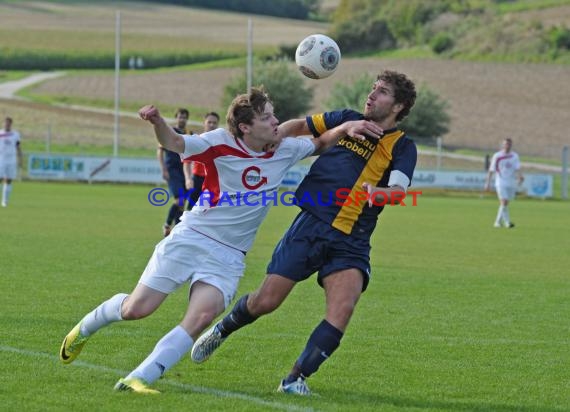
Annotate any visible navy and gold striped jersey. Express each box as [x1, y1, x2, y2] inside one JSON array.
[[295, 109, 417, 239]]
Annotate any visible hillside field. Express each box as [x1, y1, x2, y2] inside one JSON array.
[[1, 1, 569, 160]]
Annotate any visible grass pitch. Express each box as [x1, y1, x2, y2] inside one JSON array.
[[1, 181, 568, 411]]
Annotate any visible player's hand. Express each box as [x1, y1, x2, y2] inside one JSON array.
[[162, 170, 169, 181], [185, 178, 194, 190], [362, 182, 375, 207], [139, 105, 161, 124], [344, 120, 383, 141]]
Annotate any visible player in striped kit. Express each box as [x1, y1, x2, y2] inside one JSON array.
[[191, 70, 417, 395]]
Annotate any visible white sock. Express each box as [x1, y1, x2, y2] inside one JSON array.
[[495, 205, 504, 225], [80, 293, 128, 336], [127, 325, 193, 384], [502, 206, 510, 225], [2, 183, 11, 204]]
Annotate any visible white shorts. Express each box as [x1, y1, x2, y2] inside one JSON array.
[[496, 185, 516, 201], [0, 162, 17, 180], [139, 224, 245, 308]]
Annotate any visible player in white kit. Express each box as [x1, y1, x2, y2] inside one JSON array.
[[0, 117, 23, 207], [485, 138, 524, 228], [60, 87, 382, 394]]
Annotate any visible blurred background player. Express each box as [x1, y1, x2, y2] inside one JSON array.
[[157, 108, 191, 236], [485, 138, 524, 228], [0, 117, 23, 207], [183, 112, 220, 209]]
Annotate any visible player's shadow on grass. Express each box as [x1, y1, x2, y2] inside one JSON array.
[[325, 390, 560, 412]]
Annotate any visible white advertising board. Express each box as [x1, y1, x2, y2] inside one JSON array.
[[27, 155, 554, 198]]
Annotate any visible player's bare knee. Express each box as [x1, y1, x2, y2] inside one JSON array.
[[194, 309, 217, 330], [329, 301, 356, 323], [121, 302, 152, 320]]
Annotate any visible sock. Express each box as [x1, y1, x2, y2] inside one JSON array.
[[217, 295, 258, 338], [285, 320, 343, 383], [80, 293, 128, 336], [496, 205, 504, 225], [127, 325, 193, 384], [502, 206, 510, 225], [166, 204, 179, 226], [2, 183, 11, 204], [173, 205, 184, 225]]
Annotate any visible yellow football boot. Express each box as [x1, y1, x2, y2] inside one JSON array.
[[60, 322, 89, 364], [114, 377, 160, 394]]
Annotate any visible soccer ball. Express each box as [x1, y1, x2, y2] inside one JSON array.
[[295, 34, 341, 80]]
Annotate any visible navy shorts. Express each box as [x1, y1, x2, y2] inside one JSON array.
[[167, 166, 185, 199], [267, 210, 371, 291]]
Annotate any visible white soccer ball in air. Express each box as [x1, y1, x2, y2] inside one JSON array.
[[295, 34, 341, 80]]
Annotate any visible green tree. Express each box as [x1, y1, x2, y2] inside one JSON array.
[[324, 73, 373, 111], [325, 74, 450, 139], [223, 59, 314, 122], [400, 84, 450, 139], [329, 0, 396, 53]]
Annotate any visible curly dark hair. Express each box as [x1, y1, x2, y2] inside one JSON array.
[[377, 70, 416, 122]]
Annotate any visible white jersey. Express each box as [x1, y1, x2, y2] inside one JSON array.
[[489, 150, 520, 187], [179, 128, 315, 252], [0, 129, 21, 163]]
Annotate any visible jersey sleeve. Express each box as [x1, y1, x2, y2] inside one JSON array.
[[391, 137, 417, 187], [280, 137, 316, 164], [181, 132, 214, 161], [306, 109, 363, 137]]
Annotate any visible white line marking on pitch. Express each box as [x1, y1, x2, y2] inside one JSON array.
[[1, 345, 315, 412]]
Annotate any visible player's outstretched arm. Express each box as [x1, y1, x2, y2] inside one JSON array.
[[139, 105, 185, 153], [362, 182, 407, 207], [277, 118, 311, 139], [311, 120, 383, 155]]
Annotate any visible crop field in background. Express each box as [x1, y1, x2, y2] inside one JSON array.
[[23, 56, 570, 159], [1, 181, 568, 411], [0, 1, 328, 53], [1, 1, 568, 160]]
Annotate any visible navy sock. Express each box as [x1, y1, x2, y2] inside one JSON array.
[[285, 319, 343, 383], [218, 295, 257, 337], [166, 204, 179, 226], [173, 204, 183, 224]]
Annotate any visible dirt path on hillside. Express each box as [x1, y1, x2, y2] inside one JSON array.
[[0, 72, 65, 98]]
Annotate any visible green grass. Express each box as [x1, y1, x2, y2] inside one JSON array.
[[17, 88, 213, 123], [495, 0, 570, 13], [23, 141, 157, 158], [0, 70, 35, 83], [1, 181, 569, 411], [0, 28, 248, 55], [355, 46, 436, 60]]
